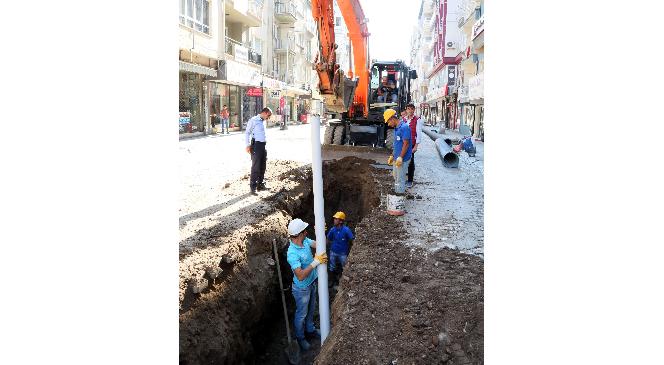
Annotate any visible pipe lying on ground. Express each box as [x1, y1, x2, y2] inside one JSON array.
[[422, 128, 441, 141], [435, 138, 460, 168], [308, 114, 331, 343]]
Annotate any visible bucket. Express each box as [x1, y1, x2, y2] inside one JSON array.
[[386, 194, 405, 216]]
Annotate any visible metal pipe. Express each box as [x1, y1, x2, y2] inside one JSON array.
[[434, 137, 459, 168], [309, 114, 330, 342]]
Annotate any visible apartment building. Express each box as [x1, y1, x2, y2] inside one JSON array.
[[456, 0, 483, 139], [178, 0, 322, 138], [409, 0, 463, 129]]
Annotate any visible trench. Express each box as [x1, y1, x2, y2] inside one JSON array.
[[251, 157, 381, 364], [179, 157, 381, 365]]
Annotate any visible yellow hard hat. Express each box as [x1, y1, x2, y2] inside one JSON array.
[[333, 211, 346, 220], [383, 109, 397, 123]]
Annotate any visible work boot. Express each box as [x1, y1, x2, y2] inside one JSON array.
[[305, 328, 321, 341], [406, 181, 413, 189], [250, 187, 258, 196], [257, 182, 267, 191], [297, 338, 311, 351]]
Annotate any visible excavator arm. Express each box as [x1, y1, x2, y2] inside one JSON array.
[[311, 0, 370, 117]]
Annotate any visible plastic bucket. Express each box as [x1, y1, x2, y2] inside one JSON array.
[[386, 194, 405, 216]]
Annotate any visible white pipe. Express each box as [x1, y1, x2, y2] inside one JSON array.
[[309, 114, 330, 342]]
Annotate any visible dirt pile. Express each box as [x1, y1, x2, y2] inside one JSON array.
[[314, 166, 484, 365]]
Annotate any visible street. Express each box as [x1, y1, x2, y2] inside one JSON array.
[[178, 121, 485, 364]]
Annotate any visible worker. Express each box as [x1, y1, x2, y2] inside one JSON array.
[[385, 108, 412, 194], [326, 211, 354, 287], [387, 80, 398, 103], [245, 107, 272, 195], [404, 103, 423, 188], [286, 218, 328, 351]]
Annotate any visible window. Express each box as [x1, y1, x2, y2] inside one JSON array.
[[180, 0, 209, 34], [336, 17, 341, 26]]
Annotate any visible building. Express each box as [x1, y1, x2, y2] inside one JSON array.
[[409, 0, 463, 130], [456, 0, 484, 139], [178, 0, 322, 138]]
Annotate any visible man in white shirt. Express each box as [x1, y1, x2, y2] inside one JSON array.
[[404, 103, 424, 188], [245, 107, 273, 194]]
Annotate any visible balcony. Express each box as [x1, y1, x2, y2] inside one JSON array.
[[423, 0, 434, 16], [225, 0, 262, 27], [275, 1, 297, 23], [297, 19, 317, 37], [274, 39, 296, 54], [225, 37, 243, 56]]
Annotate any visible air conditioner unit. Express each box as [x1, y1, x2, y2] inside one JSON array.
[[446, 41, 457, 48]]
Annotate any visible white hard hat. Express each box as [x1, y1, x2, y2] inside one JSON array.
[[287, 218, 309, 236]]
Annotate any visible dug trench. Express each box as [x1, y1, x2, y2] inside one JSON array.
[[179, 156, 484, 365]]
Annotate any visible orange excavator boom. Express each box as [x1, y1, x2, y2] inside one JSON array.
[[311, 0, 370, 117]]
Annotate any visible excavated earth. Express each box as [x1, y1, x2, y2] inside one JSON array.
[[179, 156, 483, 365]]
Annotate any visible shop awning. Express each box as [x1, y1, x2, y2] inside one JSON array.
[[284, 86, 311, 97], [179, 61, 216, 77]]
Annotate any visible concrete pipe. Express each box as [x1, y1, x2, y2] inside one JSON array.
[[434, 138, 460, 168]]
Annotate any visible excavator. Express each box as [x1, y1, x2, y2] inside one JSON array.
[[311, 0, 418, 148]]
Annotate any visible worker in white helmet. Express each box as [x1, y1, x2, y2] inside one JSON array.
[[286, 218, 328, 351]]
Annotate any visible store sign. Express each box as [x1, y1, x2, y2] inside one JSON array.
[[472, 15, 484, 40], [447, 65, 457, 86], [225, 59, 261, 86], [235, 44, 249, 63], [269, 90, 281, 98], [262, 77, 285, 90], [468, 72, 484, 101], [246, 87, 263, 97]]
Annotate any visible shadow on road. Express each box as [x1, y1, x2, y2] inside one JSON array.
[[179, 192, 253, 227]]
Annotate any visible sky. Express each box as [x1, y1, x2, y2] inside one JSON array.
[[354, 0, 421, 65]]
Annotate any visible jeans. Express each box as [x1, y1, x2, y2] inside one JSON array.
[[221, 118, 229, 133], [292, 282, 317, 340], [407, 152, 416, 183], [328, 250, 347, 273], [392, 158, 409, 194], [250, 141, 267, 190]]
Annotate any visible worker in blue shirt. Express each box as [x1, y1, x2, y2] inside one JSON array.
[[245, 107, 273, 195], [384, 108, 412, 194], [286, 218, 328, 351], [326, 211, 354, 286]]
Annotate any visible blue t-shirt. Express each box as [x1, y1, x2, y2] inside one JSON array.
[[392, 121, 413, 161], [327, 225, 354, 255], [286, 237, 318, 288]]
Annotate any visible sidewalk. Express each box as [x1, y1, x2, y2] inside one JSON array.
[[398, 126, 484, 256]]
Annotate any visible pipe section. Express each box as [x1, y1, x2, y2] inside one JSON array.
[[435, 138, 459, 168], [309, 114, 331, 342]]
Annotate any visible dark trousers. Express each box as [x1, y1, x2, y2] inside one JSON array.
[[250, 141, 267, 190], [407, 152, 416, 183]]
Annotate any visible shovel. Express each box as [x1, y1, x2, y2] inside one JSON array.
[[272, 239, 301, 364]]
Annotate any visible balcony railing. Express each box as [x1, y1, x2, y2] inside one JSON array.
[[274, 39, 296, 54], [225, 37, 242, 56], [248, 0, 263, 19], [275, 1, 297, 22]]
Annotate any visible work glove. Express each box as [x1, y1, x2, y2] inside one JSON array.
[[387, 156, 394, 165], [395, 156, 403, 167], [310, 253, 328, 268]]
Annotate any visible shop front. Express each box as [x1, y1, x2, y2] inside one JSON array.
[[210, 59, 263, 131], [263, 77, 286, 127], [179, 61, 216, 137]]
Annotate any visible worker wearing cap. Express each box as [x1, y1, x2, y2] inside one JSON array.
[[384, 108, 412, 194], [326, 211, 354, 286], [286, 218, 328, 351]]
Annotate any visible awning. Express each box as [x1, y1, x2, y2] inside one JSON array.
[[179, 61, 216, 77], [283, 86, 310, 97]]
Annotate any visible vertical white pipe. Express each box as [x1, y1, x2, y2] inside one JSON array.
[[309, 114, 330, 342]]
